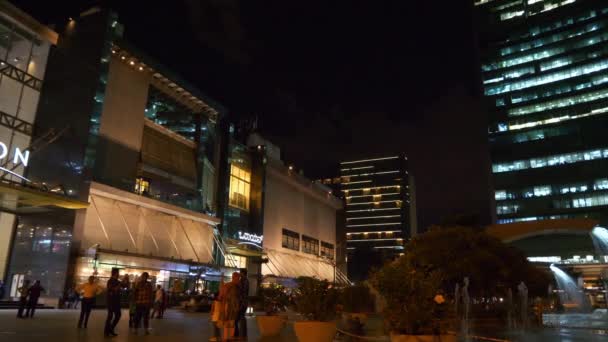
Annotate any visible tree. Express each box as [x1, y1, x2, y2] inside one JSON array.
[[403, 226, 550, 297]]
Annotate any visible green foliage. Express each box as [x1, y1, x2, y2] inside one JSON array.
[[259, 284, 290, 315], [371, 226, 551, 334], [371, 255, 446, 334], [294, 277, 338, 322], [408, 226, 551, 297], [340, 285, 374, 313]]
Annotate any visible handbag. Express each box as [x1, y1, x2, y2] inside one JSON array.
[[211, 301, 221, 322]]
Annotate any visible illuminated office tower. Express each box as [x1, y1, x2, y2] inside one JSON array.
[[337, 155, 412, 280], [475, 0, 608, 224]]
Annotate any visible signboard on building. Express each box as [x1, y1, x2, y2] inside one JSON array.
[[238, 231, 263, 246]]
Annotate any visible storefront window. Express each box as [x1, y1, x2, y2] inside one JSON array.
[[229, 164, 251, 211]]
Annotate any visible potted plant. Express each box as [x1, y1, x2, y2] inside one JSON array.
[[371, 255, 455, 342], [255, 284, 289, 337], [340, 284, 374, 326], [293, 277, 339, 342]]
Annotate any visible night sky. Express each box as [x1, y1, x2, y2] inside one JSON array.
[[12, 0, 494, 229]]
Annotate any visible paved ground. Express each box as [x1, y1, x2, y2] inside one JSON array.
[[0, 308, 297, 342], [1, 309, 608, 341]]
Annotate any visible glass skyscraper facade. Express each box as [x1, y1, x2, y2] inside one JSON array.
[[476, 0, 608, 224]]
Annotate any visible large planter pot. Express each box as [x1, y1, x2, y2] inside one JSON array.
[[390, 334, 457, 342], [294, 321, 337, 342], [256, 315, 286, 337], [342, 312, 368, 326]]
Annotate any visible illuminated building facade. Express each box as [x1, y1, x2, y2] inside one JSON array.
[[475, 0, 608, 224], [0, 6, 225, 303], [329, 155, 411, 281], [218, 132, 348, 287]]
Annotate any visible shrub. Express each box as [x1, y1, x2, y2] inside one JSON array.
[[294, 277, 338, 321]]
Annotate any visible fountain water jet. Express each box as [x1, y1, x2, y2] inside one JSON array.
[[550, 264, 588, 311], [590, 226, 608, 260]]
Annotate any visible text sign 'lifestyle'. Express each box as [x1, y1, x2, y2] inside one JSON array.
[[238, 231, 263, 244]]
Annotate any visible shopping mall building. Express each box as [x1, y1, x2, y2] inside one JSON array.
[[0, 3, 346, 305]]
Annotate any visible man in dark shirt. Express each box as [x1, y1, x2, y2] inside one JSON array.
[[235, 268, 249, 339], [105, 268, 122, 337], [133, 272, 154, 335], [25, 280, 44, 318]]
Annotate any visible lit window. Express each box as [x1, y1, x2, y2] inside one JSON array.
[[135, 177, 150, 195], [229, 164, 251, 211], [485, 58, 608, 95], [594, 179, 608, 190], [224, 254, 247, 268], [493, 148, 608, 173]]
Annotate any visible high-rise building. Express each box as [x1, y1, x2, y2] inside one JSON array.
[[475, 0, 608, 224], [323, 155, 413, 281]]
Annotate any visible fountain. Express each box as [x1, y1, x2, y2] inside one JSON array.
[[506, 288, 515, 330], [461, 277, 471, 341], [549, 264, 588, 311], [590, 226, 608, 260], [517, 282, 529, 329]]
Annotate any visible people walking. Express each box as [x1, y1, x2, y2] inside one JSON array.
[[104, 268, 123, 337], [25, 280, 44, 318], [77, 276, 102, 328], [16, 279, 30, 318], [132, 272, 154, 335], [219, 272, 240, 340], [151, 285, 165, 319], [235, 268, 249, 339]]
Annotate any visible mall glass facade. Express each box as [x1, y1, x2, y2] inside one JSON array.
[[0, 3, 60, 296], [476, 0, 608, 224], [3, 6, 225, 300]]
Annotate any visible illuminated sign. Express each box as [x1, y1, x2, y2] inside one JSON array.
[[238, 231, 263, 245], [0, 143, 30, 182]]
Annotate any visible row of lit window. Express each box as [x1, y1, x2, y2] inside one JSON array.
[[497, 214, 574, 223], [485, 58, 608, 96], [490, 126, 572, 144], [484, 47, 608, 84], [484, 8, 604, 70], [281, 229, 334, 258], [497, 193, 608, 215], [494, 102, 608, 133], [495, 57, 608, 108], [484, 65, 535, 84], [346, 200, 404, 207], [507, 82, 608, 117], [499, 14, 601, 57], [347, 231, 401, 241], [498, 0, 578, 22], [495, 178, 608, 200], [493, 148, 608, 173]]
